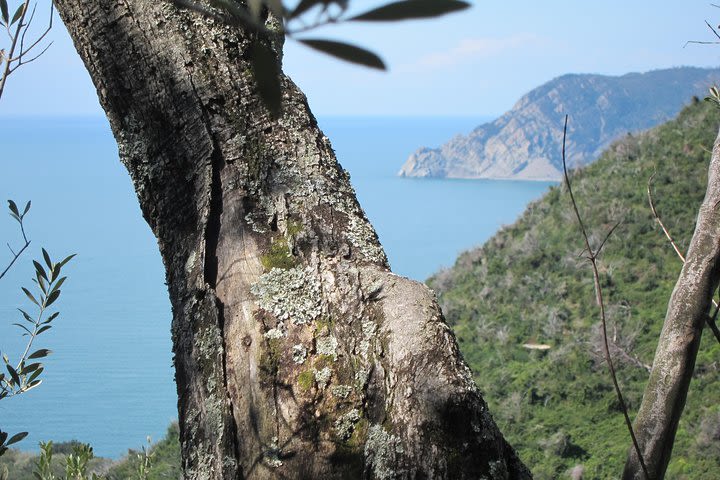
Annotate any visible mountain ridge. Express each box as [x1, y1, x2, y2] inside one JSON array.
[[399, 66, 720, 180]]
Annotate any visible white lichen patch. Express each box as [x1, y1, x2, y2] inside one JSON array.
[[316, 335, 338, 360], [365, 424, 404, 480], [359, 318, 378, 358], [331, 385, 353, 399], [315, 366, 332, 390], [292, 344, 307, 364], [346, 214, 387, 263], [263, 326, 285, 340], [250, 267, 322, 325], [355, 367, 370, 389], [334, 408, 361, 440]]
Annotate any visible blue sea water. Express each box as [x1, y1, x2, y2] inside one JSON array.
[[0, 115, 554, 458]]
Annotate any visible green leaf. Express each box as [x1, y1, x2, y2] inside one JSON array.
[[36, 272, 47, 294], [298, 38, 386, 70], [28, 349, 51, 360], [7, 199, 18, 217], [33, 261, 48, 281], [20, 362, 41, 374], [23, 379, 41, 392], [12, 323, 32, 335], [42, 312, 60, 325], [46, 289, 60, 307], [0, 431, 7, 445], [49, 277, 66, 297], [18, 308, 34, 323], [6, 365, 20, 387], [42, 248, 52, 270], [250, 40, 282, 119], [21, 200, 30, 216], [0, 0, 8, 27], [27, 368, 43, 384], [6, 432, 28, 446], [21, 287, 39, 306], [36, 325, 52, 335], [58, 254, 76, 269], [349, 0, 470, 21]]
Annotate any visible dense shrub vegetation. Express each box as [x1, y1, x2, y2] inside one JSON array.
[[0, 424, 180, 480], [428, 98, 720, 479]]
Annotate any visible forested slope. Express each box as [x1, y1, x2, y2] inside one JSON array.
[[428, 98, 720, 479]]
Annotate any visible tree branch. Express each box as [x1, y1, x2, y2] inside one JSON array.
[[647, 172, 720, 344], [561, 115, 650, 480]]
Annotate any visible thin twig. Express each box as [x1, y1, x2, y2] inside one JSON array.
[[0, 240, 30, 280], [647, 173, 720, 344], [647, 173, 686, 262], [684, 20, 720, 46], [562, 115, 650, 480]]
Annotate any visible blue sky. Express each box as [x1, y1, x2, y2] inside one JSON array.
[[1, 0, 719, 116]]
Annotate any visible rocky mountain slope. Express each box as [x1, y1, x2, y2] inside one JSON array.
[[427, 99, 720, 478], [399, 67, 720, 180]]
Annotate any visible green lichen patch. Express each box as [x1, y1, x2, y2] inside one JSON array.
[[314, 316, 335, 335], [313, 354, 335, 371], [297, 369, 315, 391], [261, 237, 297, 270], [286, 219, 303, 236], [250, 266, 322, 325], [259, 337, 283, 385]]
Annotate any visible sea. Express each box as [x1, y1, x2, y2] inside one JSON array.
[[0, 115, 554, 458]]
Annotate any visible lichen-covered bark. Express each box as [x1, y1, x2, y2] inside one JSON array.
[[623, 128, 720, 480], [53, 1, 530, 478]]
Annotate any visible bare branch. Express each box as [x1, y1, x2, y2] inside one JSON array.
[[561, 115, 650, 480], [647, 172, 720, 344]]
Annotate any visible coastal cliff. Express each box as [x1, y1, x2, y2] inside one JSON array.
[[399, 67, 720, 180]]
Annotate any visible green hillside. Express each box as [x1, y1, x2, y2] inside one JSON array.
[[428, 98, 720, 479]]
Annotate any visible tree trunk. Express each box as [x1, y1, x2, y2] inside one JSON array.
[[623, 127, 720, 480], [53, 2, 529, 478]]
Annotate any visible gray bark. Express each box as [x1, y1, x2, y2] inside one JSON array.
[[53, 1, 530, 478], [623, 128, 720, 479]]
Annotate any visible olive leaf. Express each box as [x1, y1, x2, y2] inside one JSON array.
[[350, 0, 470, 22], [298, 39, 385, 70]]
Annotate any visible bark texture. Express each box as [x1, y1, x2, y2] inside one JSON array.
[[623, 128, 720, 480], [53, 1, 530, 479]]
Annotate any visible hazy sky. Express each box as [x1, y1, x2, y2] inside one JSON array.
[[1, 1, 719, 116]]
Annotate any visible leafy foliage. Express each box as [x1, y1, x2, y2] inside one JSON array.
[[0, 424, 181, 480], [1, 201, 74, 456], [428, 98, 720, 479], [0, 0, 54, 101]]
